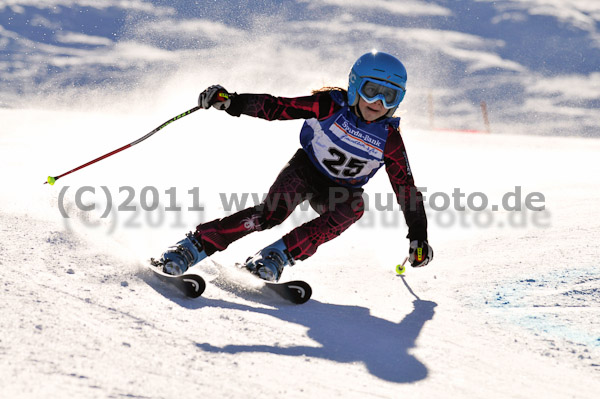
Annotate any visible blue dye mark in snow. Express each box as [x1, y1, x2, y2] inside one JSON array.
[[484, 267, 600, 348]]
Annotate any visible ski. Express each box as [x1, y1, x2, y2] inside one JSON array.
[[146, 258, 311, 304], [262, 279, 312, 304], [229, 263, 312, 304], [147, 258, 206, 298]]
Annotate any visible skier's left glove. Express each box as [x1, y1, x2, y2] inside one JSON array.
[[198, 84, 231, 110], [408, 240, 433, 267]]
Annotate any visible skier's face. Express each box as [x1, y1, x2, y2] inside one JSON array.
[[357, 97, 387, 121]]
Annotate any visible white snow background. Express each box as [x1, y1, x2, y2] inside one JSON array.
[[1, 1, 599, 398]]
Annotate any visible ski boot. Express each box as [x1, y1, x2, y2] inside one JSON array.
[[158, 232, 207, 275], [244, 239, 295, 282]]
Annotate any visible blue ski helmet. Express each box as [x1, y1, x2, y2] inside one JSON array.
[[348, 51, 407, 117]]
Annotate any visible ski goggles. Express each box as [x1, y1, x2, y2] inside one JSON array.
[[358, 78, 405, 109]]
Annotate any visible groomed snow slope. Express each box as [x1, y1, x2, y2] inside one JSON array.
[[0, 105, 599, 398]]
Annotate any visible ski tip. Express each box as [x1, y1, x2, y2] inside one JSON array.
[[146, 259, 206, 298], [291, 281, 312, 304], [181, 275, 206, 298], [272, 280, 312, 304]]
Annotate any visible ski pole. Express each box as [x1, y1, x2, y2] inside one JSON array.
[[44, 106, 201, 185], [395, 256, 408, 275]]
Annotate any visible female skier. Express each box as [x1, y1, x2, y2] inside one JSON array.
[[156, 51, 433, 281]]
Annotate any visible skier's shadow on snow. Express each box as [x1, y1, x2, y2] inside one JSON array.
[[195, 276, 437, 384]]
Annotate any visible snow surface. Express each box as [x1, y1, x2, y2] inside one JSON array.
[[1, 102, 600, 398], [1, 1, 600, 398]]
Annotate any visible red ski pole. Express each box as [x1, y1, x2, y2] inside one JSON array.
[[44, 106, 201, 185]]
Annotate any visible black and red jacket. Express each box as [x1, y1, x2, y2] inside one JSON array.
[[225, 90, 428, 242]]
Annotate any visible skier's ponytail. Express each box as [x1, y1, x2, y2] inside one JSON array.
[[311, 86, 347, 96]]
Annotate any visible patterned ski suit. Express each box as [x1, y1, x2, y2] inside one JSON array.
[[194, 90, 428, 260]]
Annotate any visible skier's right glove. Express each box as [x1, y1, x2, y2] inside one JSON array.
[[198, 84, 231, 110], [408, 240, 433, 267]]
